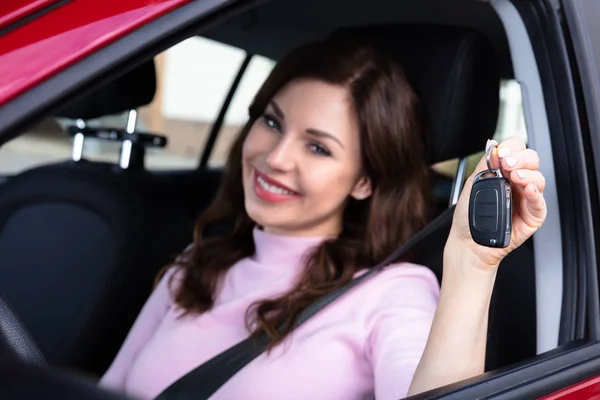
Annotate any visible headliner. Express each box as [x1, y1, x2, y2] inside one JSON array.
[[201, 0, 513, 78]]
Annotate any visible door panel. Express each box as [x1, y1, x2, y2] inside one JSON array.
[[407, 342, 600, 399], [538, 375, 600, 400]]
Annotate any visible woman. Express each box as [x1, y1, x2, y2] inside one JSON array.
[[99, 33, 546, 399]]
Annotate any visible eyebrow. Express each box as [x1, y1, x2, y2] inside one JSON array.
[[269, 101, 285, 119], [306, 129, 344, 149], [268, 100, 344, 149]]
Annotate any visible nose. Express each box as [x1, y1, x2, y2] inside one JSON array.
[[265, 133, 296, 172]]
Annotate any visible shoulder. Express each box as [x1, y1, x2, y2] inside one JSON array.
[[174, 242, 195, 264], [165, 243, 195, 283], [355, 262, 440, 311], [154, 263, 187, 305], [358, 263, 439, 350]]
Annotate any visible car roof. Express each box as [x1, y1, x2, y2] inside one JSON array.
[[0, 0, 189, 106]]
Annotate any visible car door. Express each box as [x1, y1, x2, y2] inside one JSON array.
[[407, 0, 600, 398]]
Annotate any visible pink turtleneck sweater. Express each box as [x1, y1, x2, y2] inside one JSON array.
[[99, 228, 440, 400]]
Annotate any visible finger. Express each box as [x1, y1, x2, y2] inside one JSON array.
[[496, 136, 527, 161], [501, 149, 540, 173], [522, 182, 547, 222], [470, 136, 527, 177], [510, 169, 546, 193]]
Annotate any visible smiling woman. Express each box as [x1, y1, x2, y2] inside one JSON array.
[[98, 30, 546, 400]]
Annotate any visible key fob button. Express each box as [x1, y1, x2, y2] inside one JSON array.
[[468, 170, 512, 248], [473, 188, 499, 231]]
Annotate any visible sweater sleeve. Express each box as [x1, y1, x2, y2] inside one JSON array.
[[367, 264, 440, 400], [98, 267, 179, 391]]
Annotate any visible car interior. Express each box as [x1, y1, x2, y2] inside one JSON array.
[[0, 0, 563, 395]]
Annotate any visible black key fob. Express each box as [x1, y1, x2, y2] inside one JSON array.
[[468, 169, 512, 248]]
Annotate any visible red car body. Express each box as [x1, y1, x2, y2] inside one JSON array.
[[0, 0, 190, 105]]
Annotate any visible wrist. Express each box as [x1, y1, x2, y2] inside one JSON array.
[[439, 236, 498, 320], [443, 232, 500, 285]]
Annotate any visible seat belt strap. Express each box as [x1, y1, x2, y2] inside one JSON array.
[[155, 205, 456, 400]]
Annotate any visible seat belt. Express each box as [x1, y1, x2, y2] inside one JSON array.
[[155, 205, 456, 400]]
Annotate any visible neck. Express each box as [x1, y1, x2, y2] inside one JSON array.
[[259, 221, 342, 238], [252, 226, 329, 266]]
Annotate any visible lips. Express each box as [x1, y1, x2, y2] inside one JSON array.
[[253, 169, 300, 203]]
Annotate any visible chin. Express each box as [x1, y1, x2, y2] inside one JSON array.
[[245, 201, 282, 228], [244, 195, 268, 222]]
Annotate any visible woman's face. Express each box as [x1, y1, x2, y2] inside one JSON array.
[[242, 79, 372, 237]]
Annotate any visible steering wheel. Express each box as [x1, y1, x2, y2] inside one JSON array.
[[0, 357, 133, 400], [0, 295, 132, 399], [0, 295, 46, 366]]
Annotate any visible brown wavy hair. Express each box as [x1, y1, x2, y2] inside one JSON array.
[[164, 32, 432, 346]]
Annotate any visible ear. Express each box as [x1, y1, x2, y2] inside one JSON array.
[[350, 175, 372, 200]]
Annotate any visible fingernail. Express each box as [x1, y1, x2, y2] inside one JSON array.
[[498, 147, 511, 158], [517, 170, 526, 179], [506, 156, 517, 167]]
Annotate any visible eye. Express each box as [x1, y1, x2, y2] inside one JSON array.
[[262, 113, 282, 132], [309, 143, 332, 157]]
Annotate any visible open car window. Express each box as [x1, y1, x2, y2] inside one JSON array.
[[141, 37, 274, 170], [0, 37, 275, 174]]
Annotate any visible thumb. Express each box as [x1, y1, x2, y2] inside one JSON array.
[[463, 140, 500, 190]]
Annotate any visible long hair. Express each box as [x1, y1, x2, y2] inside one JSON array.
[[163, 32, 432, 346]]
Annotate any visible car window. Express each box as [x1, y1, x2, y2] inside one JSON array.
[[204, 55, 276, 167], [0, 37, 274, 175], [141, 37, 275, 170], [431, 79, 527, 178], [0, 118, 74, 175]]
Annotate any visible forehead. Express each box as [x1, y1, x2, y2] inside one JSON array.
[[271, 79, 358, 136]]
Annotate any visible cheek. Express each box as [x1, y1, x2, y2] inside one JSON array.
[[241, 127, 258, 162], [242, 123, 273, 162], [302, 164, 358, 200]]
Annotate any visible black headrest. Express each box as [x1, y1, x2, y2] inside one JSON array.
[[333, 25, 501, 163], [56, 60, 157, 120]]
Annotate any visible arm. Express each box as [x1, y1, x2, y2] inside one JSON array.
[[406, 240, 496, 395], [407, 137, 547, 395], [98, 268, 178, 391], [369, 267, 439, 400]]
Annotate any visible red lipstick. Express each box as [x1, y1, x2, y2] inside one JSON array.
[[253, 169, 300, 203]]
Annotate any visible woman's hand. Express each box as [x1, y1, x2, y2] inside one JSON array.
[[448, 136, 547, 270]]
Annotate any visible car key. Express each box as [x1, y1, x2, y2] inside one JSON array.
[[468, 140, 512, 248]]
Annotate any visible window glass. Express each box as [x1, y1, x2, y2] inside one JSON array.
[[141, 36, 268, 170], [431, 80, 527, 178], [0, 119, 72, 175], [206, 55, 276, 167], [0, 113, 127, 175], [0, 37, 273, 175]]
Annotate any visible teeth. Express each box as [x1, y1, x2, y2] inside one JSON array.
[[257, 176, 294, 195]]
